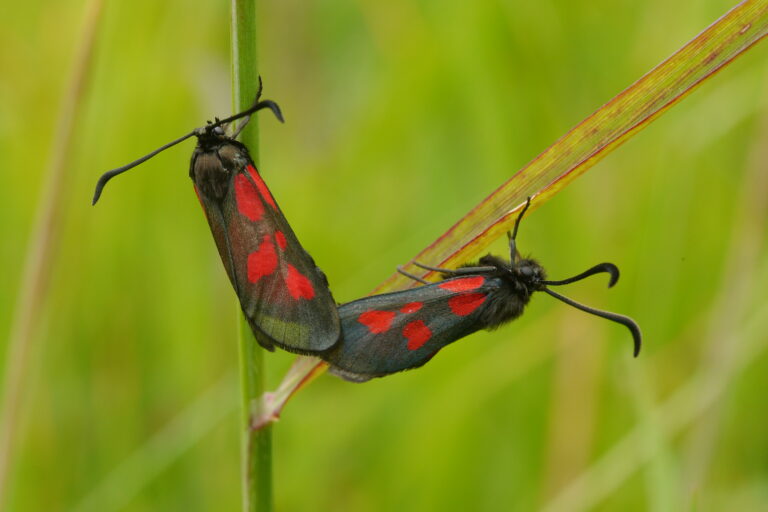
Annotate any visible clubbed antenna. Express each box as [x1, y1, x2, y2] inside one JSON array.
[[541, 262, 620, 288], [542, 287, 642, 357], [539, 261, 639, 356], [92, 80, 283, 205], [91, 130, 197, 204]]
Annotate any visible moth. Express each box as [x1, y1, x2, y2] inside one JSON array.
[[322, 199, 641, 382], [93, 83, 340, 354]]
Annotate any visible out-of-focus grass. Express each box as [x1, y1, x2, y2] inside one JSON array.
[[2, 0, 768, 511]]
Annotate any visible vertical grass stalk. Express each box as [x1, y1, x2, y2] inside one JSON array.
[[231, 1, 273, 510]]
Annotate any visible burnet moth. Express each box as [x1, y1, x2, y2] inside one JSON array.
[[322, 198, 641, 382], [93, 82, 341, 354]]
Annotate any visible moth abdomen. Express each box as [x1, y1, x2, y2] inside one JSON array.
[[191, 150, 232, 201]]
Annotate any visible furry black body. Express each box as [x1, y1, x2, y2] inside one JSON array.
[[190, 127, 250, 202], [467, 255, 547, 329]]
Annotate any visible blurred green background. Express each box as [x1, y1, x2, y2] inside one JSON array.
[[3, 0, 768, 510]]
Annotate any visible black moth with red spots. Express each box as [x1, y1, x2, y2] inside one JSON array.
[[321, 198, 641, 382], [93, 84, 340, 354]]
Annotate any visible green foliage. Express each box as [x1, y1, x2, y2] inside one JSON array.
[[2, 0, 768, 510], [231, 1, 273, 510]]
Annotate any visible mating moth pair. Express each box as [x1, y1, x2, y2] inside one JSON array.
[[94, 87, 641, 383]]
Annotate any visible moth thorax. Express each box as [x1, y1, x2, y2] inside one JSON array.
[[479, 285, 530, 330], [216, 143, 248, 169], [192, 150, 231, 201], [491, 257, 545, 304]]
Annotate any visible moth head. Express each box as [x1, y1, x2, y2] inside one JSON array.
[[514, 258, 546, 291], [505, 197, 641, 356], [194, 123, 230, 150]]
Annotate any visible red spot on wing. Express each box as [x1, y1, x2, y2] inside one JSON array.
[[285, 264, 315, 300], [358, 310, 396, 334], [438, 276, 485, 292], [235, 174, 265, 221], [275, 231, 287, 250], [247, 235, 278, 282], [448, 293, 487, 316], [400, 302, 423, 314], [403, 320, 432, 350], [247, 165, 277, 209]]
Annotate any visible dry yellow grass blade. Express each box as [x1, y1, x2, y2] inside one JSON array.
[[257, 0, 768, 427]]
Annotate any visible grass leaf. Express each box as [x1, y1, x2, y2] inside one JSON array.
[[256, 0, 768, 427]]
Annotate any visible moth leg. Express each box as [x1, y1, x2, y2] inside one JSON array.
[[230, 76, 268, 139], [397, 266, 430, 284], [506, 231, 518, 263], [508, 196, 532, 262], [412, 261, 496, 275], [231, 115, 252, 139]]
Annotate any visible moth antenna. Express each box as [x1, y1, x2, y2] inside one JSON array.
[[541, 262, 620, 288], [509, 196, 532, 261], [211, 99, 284, 130], [229, 98, 283, 138], [92, 130, 197, 205], [542, 287, 642, 357], [92, 91, 284, 205], [397, 266, 430, 285], [216, 77, 281, 128]]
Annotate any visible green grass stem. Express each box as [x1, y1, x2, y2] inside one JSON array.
[[230, 1, 273, 510]]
